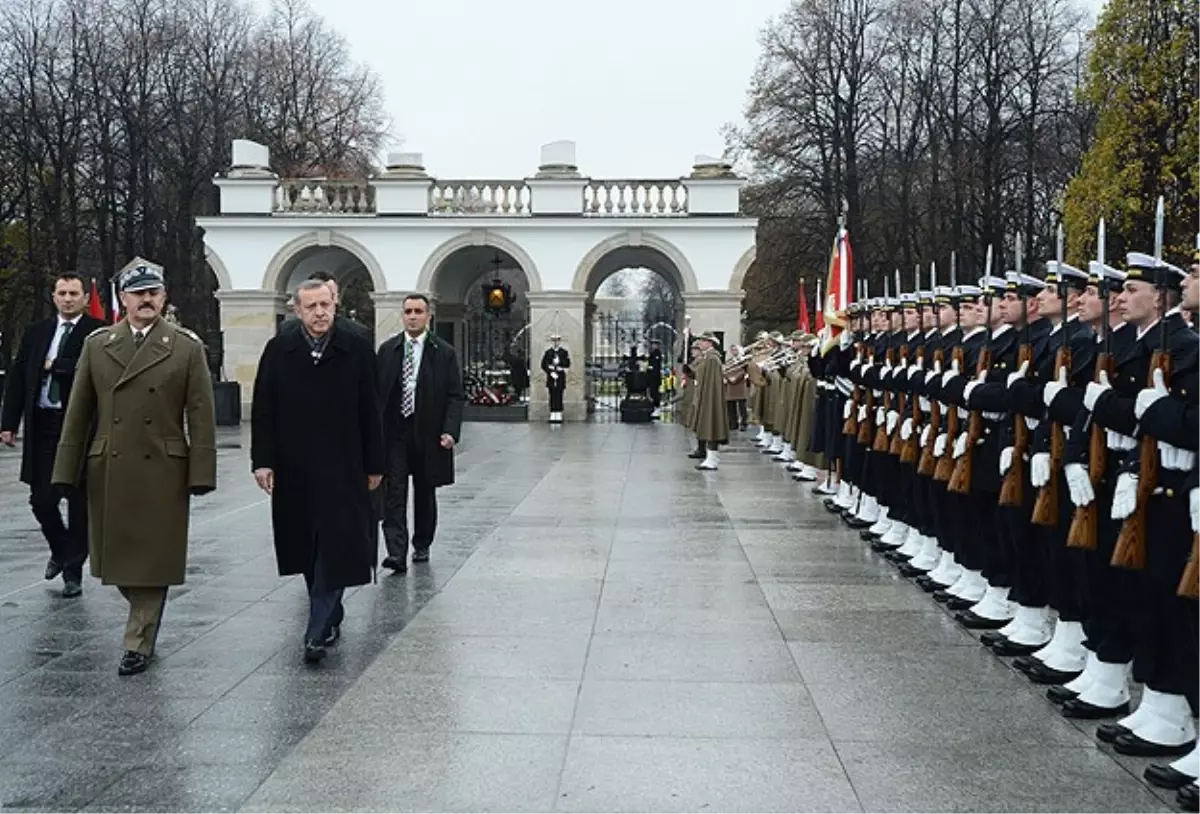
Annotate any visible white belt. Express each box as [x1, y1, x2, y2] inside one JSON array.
[[957, 407, 968, 420], [1106, 430, 1136, 451], [983, 411, 1005, 422]]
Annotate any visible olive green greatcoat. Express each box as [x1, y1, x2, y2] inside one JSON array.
[[796, 361, 824, 468], [780, 359, 806, 446], [691, 348, 729, 444], [52, 318, 217, 587], [749, 382, 766, 426]]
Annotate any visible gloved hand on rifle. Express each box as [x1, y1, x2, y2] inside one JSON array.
[[1111, 472, 1138, 520], [1191, 487, 1198, 534], [1084, 370, 1112, 412], [1134, 368, 1168, 419], [934, 433, 948, 458], [999, 446, 1014, 476], [953, 432, 968, 459], [900, 417, 913, 441], [1030, 452, 1050, 488], [843, 400, 853, 420], [886, 410, 899, 435], [1006, 360, 1029, 389], [1043, 367, 1068, 408], [1064, 463, 1094, 507], [921, 425, 931, 448], [963, 368, 987, 403], [858, 403, 869, 422]]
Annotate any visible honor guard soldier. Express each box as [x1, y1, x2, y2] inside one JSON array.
[[689, 332, 728, 470], [540, 333, 570, 423], [51, 257, 217, 676]]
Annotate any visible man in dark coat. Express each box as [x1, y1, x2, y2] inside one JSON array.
[[1, 272, 105, 597], [251, 279, 385, 664], [276, 271, 371, 342], [540, 334, 570, 423], [376, 294, 464, 572], [647, 340, 664, 415]]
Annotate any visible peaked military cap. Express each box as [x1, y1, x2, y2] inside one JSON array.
[[117, 257, 165, 293], [1125, 252, 1186, 291], [954, 284, 983, 304], [1005, 271, 1045, 296], [933, 285, 956, 305], [1087, 261, 1126, 294], [1043, 261, 1090, 291]]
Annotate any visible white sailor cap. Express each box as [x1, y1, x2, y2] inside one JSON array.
[[955, 284, 984, 303], [1005, 271, 1045, 295], [898, 292, 918, 306], [1043, 261, 1090, 290], [978, 275, 1008, 294], [933, 285, 956, 305], [1087, 261, 1126, 293], [1126, 252, 1186, 290]]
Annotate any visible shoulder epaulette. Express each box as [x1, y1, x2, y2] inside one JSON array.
[[174, 326, 204, 344], [86, 326, 110, 340]]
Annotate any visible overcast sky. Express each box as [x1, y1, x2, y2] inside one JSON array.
[[298, 0, 1105, 180]]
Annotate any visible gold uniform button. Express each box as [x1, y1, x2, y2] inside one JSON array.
[[1166, 489, 1175, 498]]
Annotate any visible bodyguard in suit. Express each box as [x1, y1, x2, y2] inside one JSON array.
[[51, 258, 217, 676], [376, 294, 464, 572], [251, 279, 385, 664], [1, 272, 105, 597]]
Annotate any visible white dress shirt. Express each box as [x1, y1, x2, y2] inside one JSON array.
[[39, 315, 82, 409], [403, 332, 426, 407]]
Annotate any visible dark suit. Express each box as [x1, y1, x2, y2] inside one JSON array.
[[541, 346, 570, 413], [278, 313, 370, 342], [1, 313, 106, 580], [376, 331, 464, 561]]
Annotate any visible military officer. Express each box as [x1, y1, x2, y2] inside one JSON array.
[[690, 332, 728, 471], [52, 257, 217, 676]]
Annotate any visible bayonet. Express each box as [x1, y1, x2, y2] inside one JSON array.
[[1099, 218, 1110, 354]]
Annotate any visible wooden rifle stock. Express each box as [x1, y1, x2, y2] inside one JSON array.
[[1179, 534, 1199, 599], [1032, 346, 1070, 526], [918, 348, 945, 475], [1112, 350, 1171, 570], [858, 382, 876, 445], [949, 346, 991, 495], [935, 346, 965, 482], [1066, 351, 1114, 550], [843, 345, 862, 436], [888, 347, 911, 456], [872, 348, 896, 452], [900, 348, 926, 463], [998, 343, 1034, 507]]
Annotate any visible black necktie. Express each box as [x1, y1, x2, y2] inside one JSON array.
[[134, 331, 145, 348], [47, 322, 73, 405]]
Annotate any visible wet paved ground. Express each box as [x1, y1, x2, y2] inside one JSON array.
[[0, 422, 1179, 812]]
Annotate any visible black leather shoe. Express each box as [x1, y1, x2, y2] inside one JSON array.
[[1060, 698, 1130, 719], [118, 651, 150, 676], [1177, 784, 1199, 813], [860, 529, 882, 541], [381, 556, 407, 572], [955, 610, 1010, 630], [44, 559, 62, 581], [869, 538, 898, 552], [1046, 684, 1079, 704], [303, 642, 327, 664], [1024, 663, 1082, 685], [322, 625, 341, 648], [932, 589, 954, 603], [845, 516, 872, 529], [1096, 722, 1133, 743], [1144, 764, 1197, 790], [688, 451, 705, 460], [946, 596, 975, 610], [411, 550, 430, 563], [62, 580, 82, 598], [1113, 733, 1197, 758], [897, 562, 930, 578], [990, 639, 1043, 657]]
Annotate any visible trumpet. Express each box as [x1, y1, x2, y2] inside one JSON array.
[[722, 337, 772, 373], [758, 347, 799, 373]]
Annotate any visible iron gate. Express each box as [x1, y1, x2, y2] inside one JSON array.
[[460, 313, 532, 416], [586, 312, 681, 422]]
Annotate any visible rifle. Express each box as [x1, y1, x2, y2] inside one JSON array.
[[918, 260, 943, 475], [843, 280, 867, 437], [1183, 248, 1200, 601], [998, 234, 1031, 507], [901, 265, 926, 464], [1112, 197, 1168, 570], [949, 244, 995, 495], [935, 253, 964, 482], [1067, 218, 1110, 550], [1032, 226, 1070, 526], [873, 275, 897, 453]]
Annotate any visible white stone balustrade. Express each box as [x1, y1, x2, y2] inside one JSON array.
[[274, 180, 376, 214], [583, 180, 689, 216], [429, 181, 532, 216]]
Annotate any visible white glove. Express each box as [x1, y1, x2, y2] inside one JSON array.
[[1134, 367, 1168, 419], [887, 411, 899, 434], [963, 369, 987, 402], [1064, 462, 1094, 507], [921, 424, 932, 448], [550, 372, 559, 381], [839, 330, 853, 350], [1084, 370, 1112, 412], [1160, 443, 1198, 472], [941, 369, 959, 387], [850, 355, 863, 371], [1025, 416, 1040, 431], [1042, 367, 1068, 408], [934, 433, 948, 457], [1191, 487, 1198, 534], [925, 369, 939, 384], [933, 358, 943, 375], [919, 396, 931, 412], [953, 432, 968, 459], [875, 406, 887, 426], [862, 360, 875, 373], [900, 417, 914, 441], [857, 404, 868, 422], [1111, 472, 1138, 520], [908, 365, 923, 379], [1006, 359, 1029, 389], [843, 400, 853, 420], [1030, 452, 1050, 488], [1000, 446, 1014, 476]]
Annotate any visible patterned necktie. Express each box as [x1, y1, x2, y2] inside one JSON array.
[[401, 337, 416, 417], [47, 322, 73, 404], [134, 330, 145, 348]]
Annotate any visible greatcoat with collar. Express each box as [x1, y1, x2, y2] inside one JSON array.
[[51, 318, 217, 586]]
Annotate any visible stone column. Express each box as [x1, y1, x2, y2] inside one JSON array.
[[371, 291, 410, 348], [433, 301, 467, 360], [681, 291, 746, 348], [214, 289, 286, 413], [526, 291, 588, 422]]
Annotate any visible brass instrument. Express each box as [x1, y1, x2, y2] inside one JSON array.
[[758, 347, 800, 373], [722, 337, 772, 374]]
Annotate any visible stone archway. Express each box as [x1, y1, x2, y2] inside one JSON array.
[[423, 242, 537, 420], [573, 238, 689, 422], [269, 244, 378, 346]]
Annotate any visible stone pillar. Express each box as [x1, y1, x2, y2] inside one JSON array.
[[526, 291, 588, 422], [214, 289, 286, 413], [681, 291, 745, 349], [371, 291, 408, 348], [526, 141, 589, 216], [371, 153, 434, 215], [682, 155, 744, 215], [215, 140, 278, 215]]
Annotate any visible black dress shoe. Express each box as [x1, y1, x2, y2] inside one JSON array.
[[861, 529, 882, 541], [1046, 684, 1079, 704], [44, 559, 62, 581], [1145, 764, 1198, 790], [1025, 663, 1082, 685], [1113, 733, 1197, 758], [381, 556, 407, 572], [980, 630, 1008, 646], [688, 451, 705, 460], [411, 550, 430, 563], [1094, 722, 1132, 743], [1060, 698, 1130, 719], [118, 651, 150, 676], [990, 639, 1044, 657], [62, 580, 82, 598], [869, 538, 898, 552], [897, 562, 929, 578], [932, 589, 954, 603], [955, 610, 1011, 630], [303, 641, 327, 664], [845, 516, 872, 529], [322, 625, 341, 648], [946, 596, 974, 610], [1177, 784, 1199, 813]]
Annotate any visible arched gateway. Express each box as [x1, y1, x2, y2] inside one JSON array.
[[198, 139, 756, 421]]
